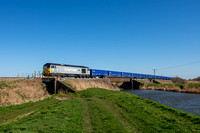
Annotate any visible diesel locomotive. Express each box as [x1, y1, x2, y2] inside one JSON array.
[[43, 63, 173, 80], [43, 63, 90, 77]]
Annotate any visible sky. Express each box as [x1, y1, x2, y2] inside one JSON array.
[[0, 0, 200, 79]]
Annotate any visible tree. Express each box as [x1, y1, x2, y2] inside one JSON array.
[[193, 77, 200, 81], [172, 77, 185, 84]]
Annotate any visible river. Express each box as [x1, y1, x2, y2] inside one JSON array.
[[126, 90, 200, 116]]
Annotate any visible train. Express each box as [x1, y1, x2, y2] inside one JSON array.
[[43, 63, 173, 80]]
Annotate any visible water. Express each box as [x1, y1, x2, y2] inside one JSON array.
[[126, 90, 200, 116]]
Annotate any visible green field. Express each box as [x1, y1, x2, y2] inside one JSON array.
[[0, 88, 200, 132]]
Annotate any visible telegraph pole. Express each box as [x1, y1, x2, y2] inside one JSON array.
[[153, 69, 157, 79]]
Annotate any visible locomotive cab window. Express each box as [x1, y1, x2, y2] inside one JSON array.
[[43, 65, 50, 69], [82, 69, 86, 73], [51, 65, 56, 68]]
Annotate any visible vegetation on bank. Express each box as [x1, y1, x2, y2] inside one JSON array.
[[187, 83, 200, 88], [146, 83, 184, 89], [0, 88, 200, 132], [0, 79, 49, 106], [0, 81, 13, 89], [146, 83, 200, 89], [0, 80, 24, 89]]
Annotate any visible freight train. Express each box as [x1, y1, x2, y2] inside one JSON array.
[[43, 63, 173, 80]]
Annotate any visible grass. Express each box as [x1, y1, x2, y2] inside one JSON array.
[[0, 97, 57, 126], [0, 80, 22, 89], [187, 83, 200, 88], [0, 88, 200, 132], [136, 79, 145, 84], [0, 81, 12, 89], [146, 83, 200, 90], [0, 79, 49, 106], [14, 91, 26, 99], [147, 83, 184, 89], [62, 81, 73, 89]]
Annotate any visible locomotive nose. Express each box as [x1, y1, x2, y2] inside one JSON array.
[[43, 68, 51, 74]]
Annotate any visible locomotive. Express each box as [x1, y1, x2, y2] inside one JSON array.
[[43, 63, 173, 80], [43, 63, 90, 77]]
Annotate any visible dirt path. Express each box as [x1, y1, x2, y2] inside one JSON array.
[[92, 98, 137, 133], [79, 98, 93, 133], [54, 96, 73, 100]]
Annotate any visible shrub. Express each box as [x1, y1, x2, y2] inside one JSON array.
[[172, 77, 185, 84]]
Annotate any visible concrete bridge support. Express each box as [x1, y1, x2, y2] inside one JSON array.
[[110, 77, 143, 90], [130, 78, 133, 90], [42, 77, 75, 94]]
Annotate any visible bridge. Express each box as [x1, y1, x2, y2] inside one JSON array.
[[42, 77, 151, 94]]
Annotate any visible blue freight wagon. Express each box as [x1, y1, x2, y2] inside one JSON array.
[[162, 76, 167, 80], [146, 74, 153, 78], [166, 77, 173, 80], [122, 72, 132, 77], [140, 74, 146, 78], [132, 73, 140, 78], [109, 71, 122, 77], [151, 75, 155, 78], [90, 69, 109, 77], [155, 76, 160, 79]]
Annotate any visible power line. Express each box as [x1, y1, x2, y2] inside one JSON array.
[[157, 60, 200, 70]]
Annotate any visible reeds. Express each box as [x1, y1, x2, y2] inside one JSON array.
[[143, 83, 200, 94], [63, 78, 118, 91]]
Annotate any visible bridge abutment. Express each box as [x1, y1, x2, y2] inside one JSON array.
[[42, 77, 75, 94]]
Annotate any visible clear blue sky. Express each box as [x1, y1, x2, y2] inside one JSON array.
[[0, 0, 200, 79]]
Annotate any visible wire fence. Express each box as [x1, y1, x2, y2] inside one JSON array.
[[17, 71, 42, 79]]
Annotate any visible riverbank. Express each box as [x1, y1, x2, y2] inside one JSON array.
[[141, 83, 200, 94], [1, 88, 200, 132]]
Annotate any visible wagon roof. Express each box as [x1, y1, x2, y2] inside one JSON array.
[[44, 63, 89, 68]]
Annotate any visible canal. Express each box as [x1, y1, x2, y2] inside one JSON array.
[[126, 90, 200, 116]]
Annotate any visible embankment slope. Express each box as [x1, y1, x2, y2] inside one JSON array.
[[0, 79, 49, 106], [62, 78, 117, 91]]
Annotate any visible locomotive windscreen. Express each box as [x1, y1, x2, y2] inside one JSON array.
[[43, 64, 50, 69]]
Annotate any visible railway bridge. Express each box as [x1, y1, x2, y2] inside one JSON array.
[[42, 63, 172, 94], [42, 77, 145, 94]]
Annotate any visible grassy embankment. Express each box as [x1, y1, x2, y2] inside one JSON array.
[[145, 83, 200, 93], [146, 83, 185, 88], [0, 79, 49, 106], [1, 88, 200, 132]]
